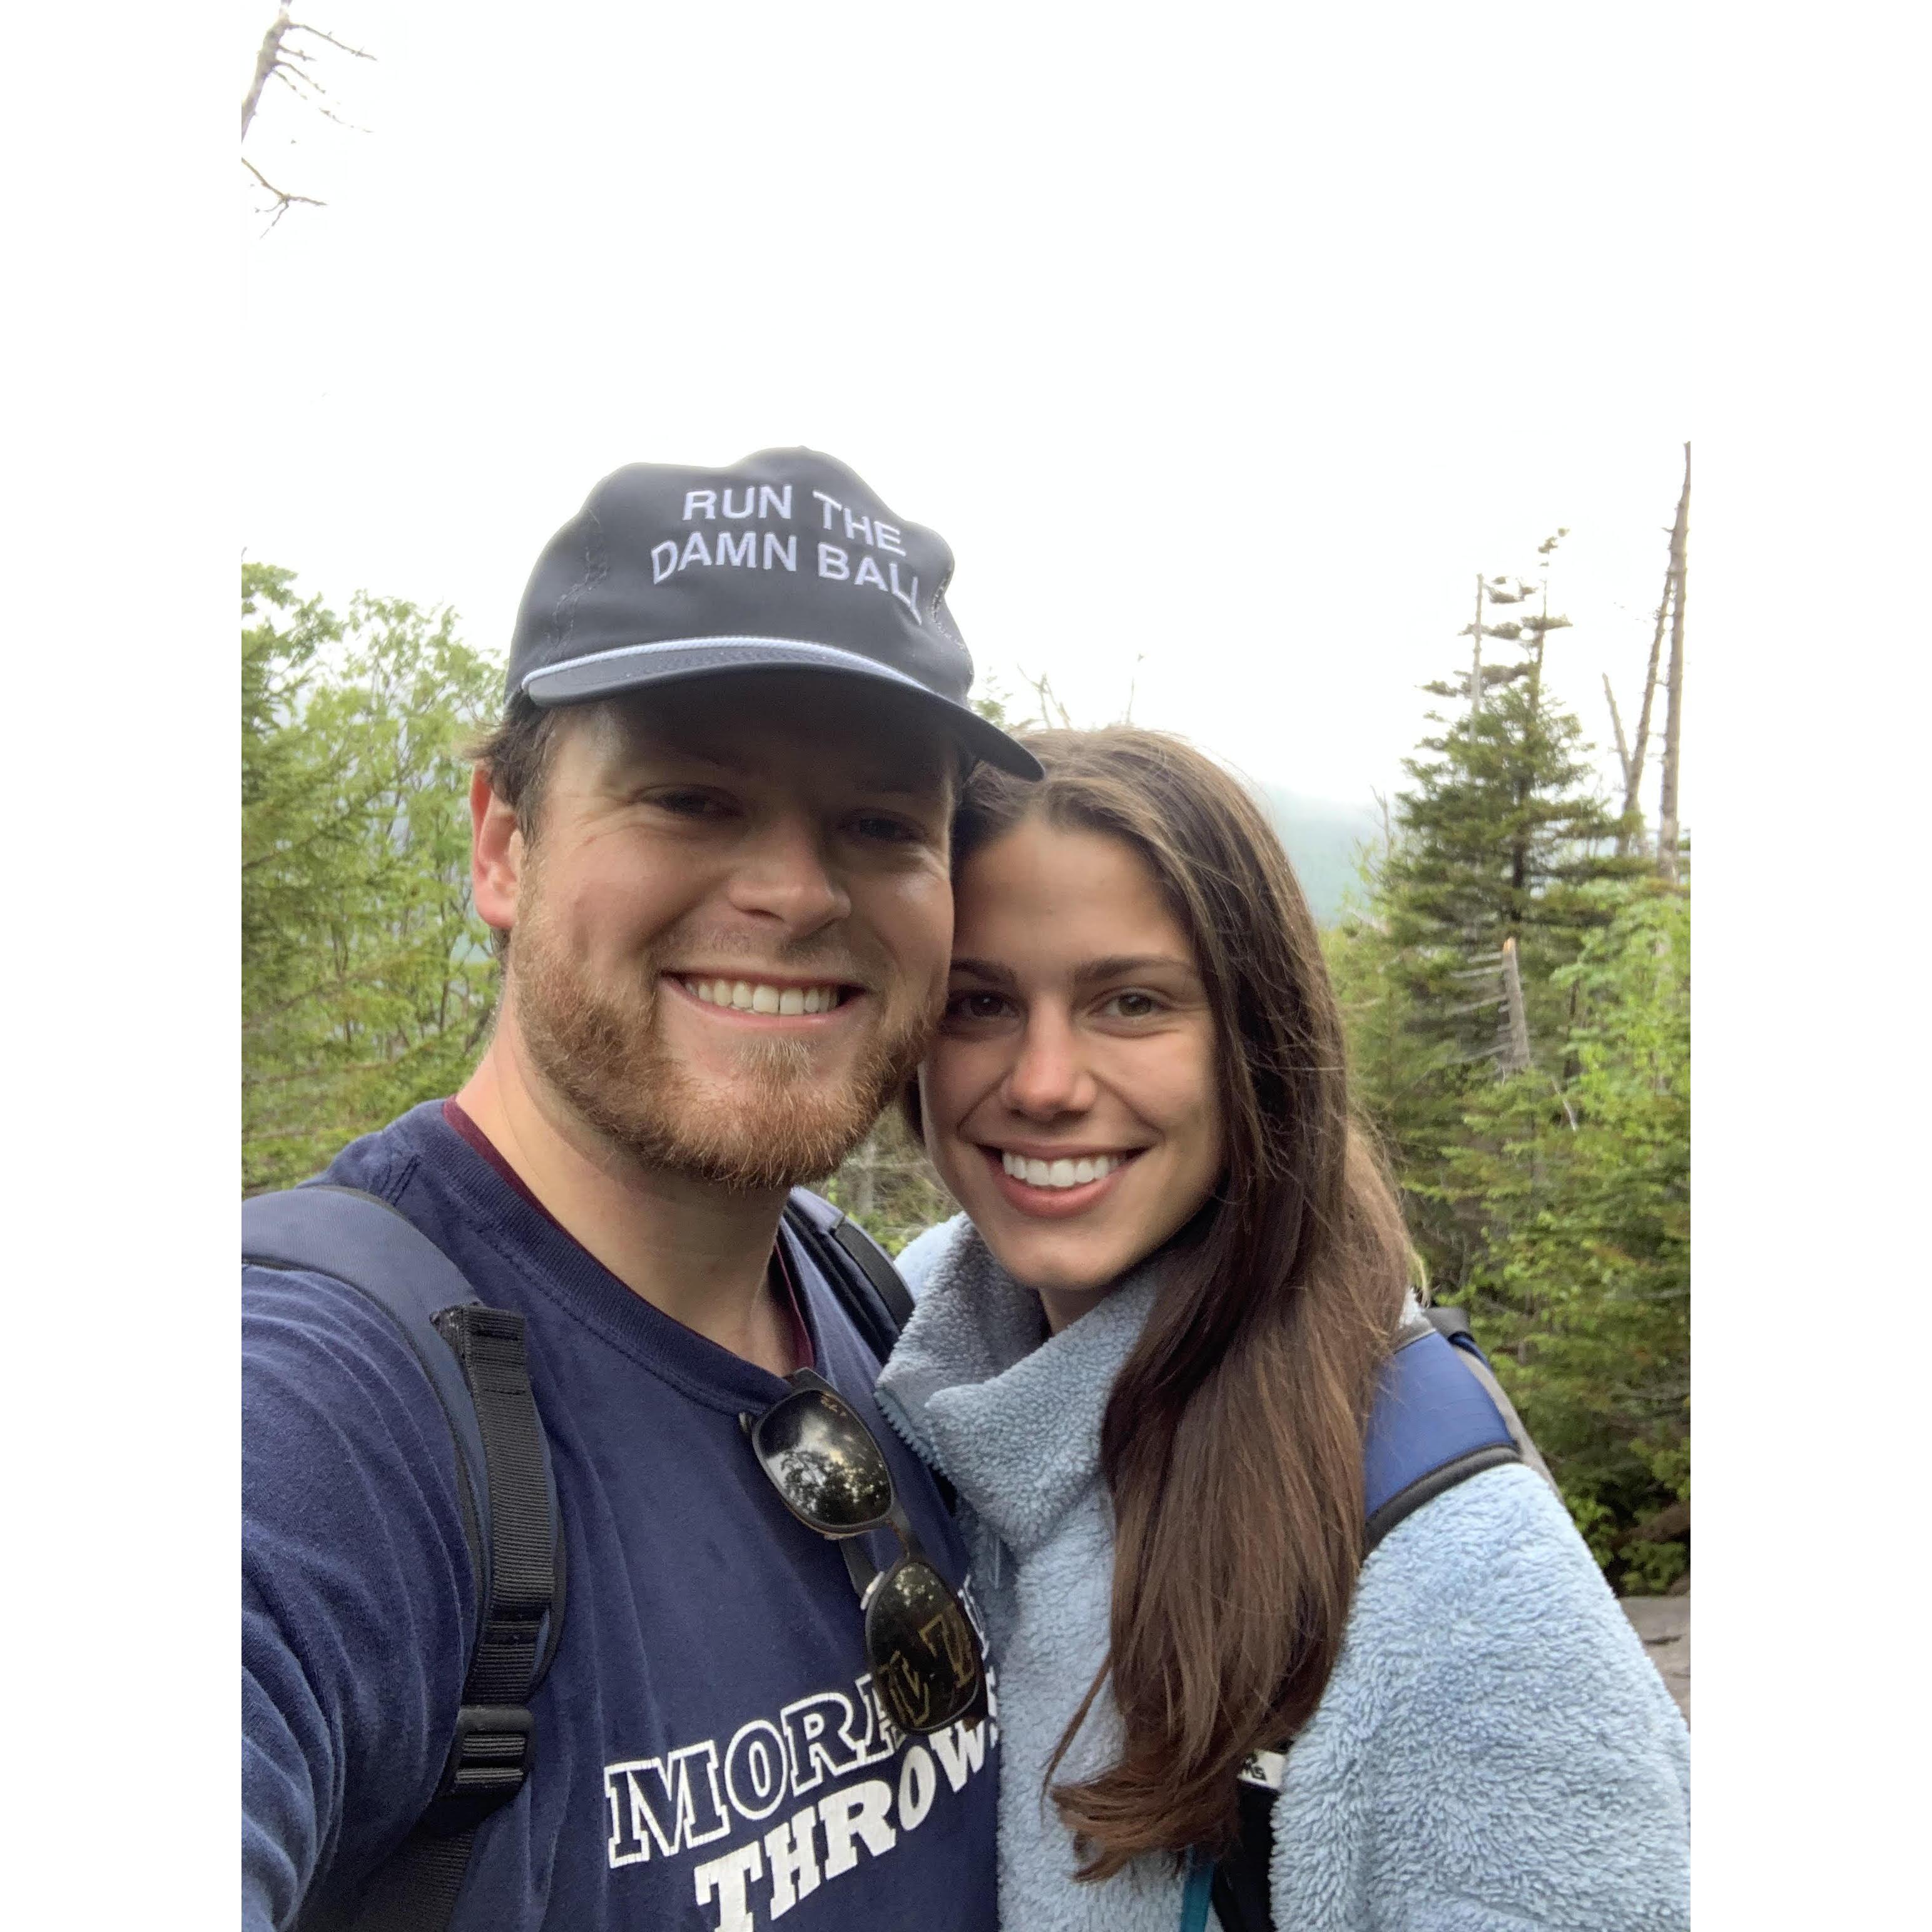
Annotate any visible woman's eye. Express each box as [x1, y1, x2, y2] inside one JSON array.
[[1102, 991, 1162, 1020], [943, 990, 1012, 1023]]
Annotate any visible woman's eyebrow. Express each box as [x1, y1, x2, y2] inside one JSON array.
[[948, 957, 1018, 987], [1074, 954, 1197, 985]]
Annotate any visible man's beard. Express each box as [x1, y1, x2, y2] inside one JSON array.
[[508, 900, 934, 1193]]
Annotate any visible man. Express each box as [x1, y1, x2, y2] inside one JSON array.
[[242, 450, 1039, 1932]]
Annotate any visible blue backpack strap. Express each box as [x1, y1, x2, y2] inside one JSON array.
[[1363, 1314, 1522, 1553], [244, 1184, 564, 1932], [1208, 1310, 1531, 1932]]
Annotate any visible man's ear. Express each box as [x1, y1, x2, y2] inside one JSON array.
[[471, 766, 524, 932]]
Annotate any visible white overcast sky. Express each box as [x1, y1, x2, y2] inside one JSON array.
[[239, 3, 1697, 822]]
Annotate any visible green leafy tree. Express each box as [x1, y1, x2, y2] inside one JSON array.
[[242, 564, 502, 1193]]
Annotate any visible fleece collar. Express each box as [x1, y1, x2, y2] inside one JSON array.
[[875, 1225, 1163, 1557]]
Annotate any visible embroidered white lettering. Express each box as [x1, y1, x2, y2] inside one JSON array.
[[896, 1744, 938, 1831], [762, 532, 798, 572], [875, 521, 905, 555], [724, 1719, 789, 1821], [763, 1809, 822, 1918], [887, 560, 922, 621], [928, 1717, 987, 1794], [721, 486, 757, 519], [759, 484, 793, 521], [680, 532, 714, 571], [716, 531, 756, 569], [853, 554, 887, 592], [816, 542, 850, 581], [693, 1839, 763, 1932], [651, 540, 680, 584], [811, 489, 843, 530], [816, 1779, 896, 1878], [779, 1690, 863, 1794], [683, 490, 718, 522], [604, 1742, 731, 1863]]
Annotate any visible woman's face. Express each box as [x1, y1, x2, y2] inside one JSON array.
[[919, 816, 1224, 1326]]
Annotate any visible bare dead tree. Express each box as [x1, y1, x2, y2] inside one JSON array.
[[1468, 576, 1485, 715], [1604, 673, 1633, 798], [1024, 669, 1074, 730], [1620, 454, 1690, 848], [241, 6, 375, 231], [1656, 442, 1690, 883], [1497, 936, 1533, 1075]]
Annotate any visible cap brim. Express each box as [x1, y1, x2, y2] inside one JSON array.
[[521, 636, 1042, 778]]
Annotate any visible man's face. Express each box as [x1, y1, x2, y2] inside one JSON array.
[[491, 673, 956, 1191]]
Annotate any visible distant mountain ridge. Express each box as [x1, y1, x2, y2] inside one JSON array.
[[1251, 785, 1383, 926]]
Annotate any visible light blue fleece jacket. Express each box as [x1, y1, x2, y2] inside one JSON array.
[[878, 1216, 1690, 1932]]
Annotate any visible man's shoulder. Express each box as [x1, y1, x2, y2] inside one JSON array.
[[311, 1099, 453, 1204]]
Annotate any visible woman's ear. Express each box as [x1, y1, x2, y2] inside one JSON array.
[[471, 766, 524, 933]]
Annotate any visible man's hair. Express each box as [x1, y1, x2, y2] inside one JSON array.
[[469, 691, 564, 840], [466, 693, 566, 960]]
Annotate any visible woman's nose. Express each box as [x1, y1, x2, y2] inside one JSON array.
[[1000, 1015, 1097, 1120]]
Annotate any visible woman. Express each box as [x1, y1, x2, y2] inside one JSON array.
[[875, 728, 1690, 1931]]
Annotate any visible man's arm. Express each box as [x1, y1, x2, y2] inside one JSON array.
[[243, 1268, 479, 1931]]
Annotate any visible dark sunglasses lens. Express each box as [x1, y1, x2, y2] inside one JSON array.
[[756, 1390, 893, 1531], [865, 1558, 984, 1734]]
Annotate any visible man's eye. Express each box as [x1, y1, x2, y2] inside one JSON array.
[[851, 813, 922, 844], [652, 790, 732, 818]]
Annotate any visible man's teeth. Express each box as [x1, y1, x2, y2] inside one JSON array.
[[1000, 1151, 1124, 1189], [684, 979, 844, 1015]]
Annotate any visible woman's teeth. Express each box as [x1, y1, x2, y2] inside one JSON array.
[[1000, 1151, 1123, 1189], [684, 978, 843, 1015]]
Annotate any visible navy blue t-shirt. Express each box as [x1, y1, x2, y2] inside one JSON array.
[[242, 1102, 999, 1931]]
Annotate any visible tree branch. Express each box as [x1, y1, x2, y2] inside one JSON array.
[[290, 21, 377, 62], [242, 156, 325, 231], [241, 6, 293, 140]]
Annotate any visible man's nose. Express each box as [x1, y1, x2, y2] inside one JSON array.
[[1000, 1012, 1097, 1120], [723, 815, 852, 936]]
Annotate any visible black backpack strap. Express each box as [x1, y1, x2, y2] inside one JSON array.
[[1210, 1748, 1287, 1932], [245, 1186, 563, 1932]]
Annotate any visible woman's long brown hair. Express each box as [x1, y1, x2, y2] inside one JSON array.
[[923, 727, 1412, 1878]]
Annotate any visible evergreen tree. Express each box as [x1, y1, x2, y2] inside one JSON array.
[[1428, 882, 1690, 1591], [1339, 561, 1649, 1290]]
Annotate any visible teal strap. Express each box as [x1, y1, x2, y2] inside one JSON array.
[[1179, 1848, 1215, 1932]]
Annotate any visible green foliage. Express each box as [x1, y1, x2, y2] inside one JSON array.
[[823, 1109, 957, 1257], [1433, 885, 1690, 1590], [242, 564, 502, 1194]]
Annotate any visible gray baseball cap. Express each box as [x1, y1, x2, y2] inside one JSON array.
[[507, 449, 1040, 778]]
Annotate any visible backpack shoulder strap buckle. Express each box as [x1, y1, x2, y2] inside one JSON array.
[[428, 1704, 537, 1828]]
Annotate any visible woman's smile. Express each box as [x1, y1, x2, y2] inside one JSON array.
[[920, 816, 1222, 1326]]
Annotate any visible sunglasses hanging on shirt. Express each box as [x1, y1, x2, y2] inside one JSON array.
[[740, 1369, 988, 1737]]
